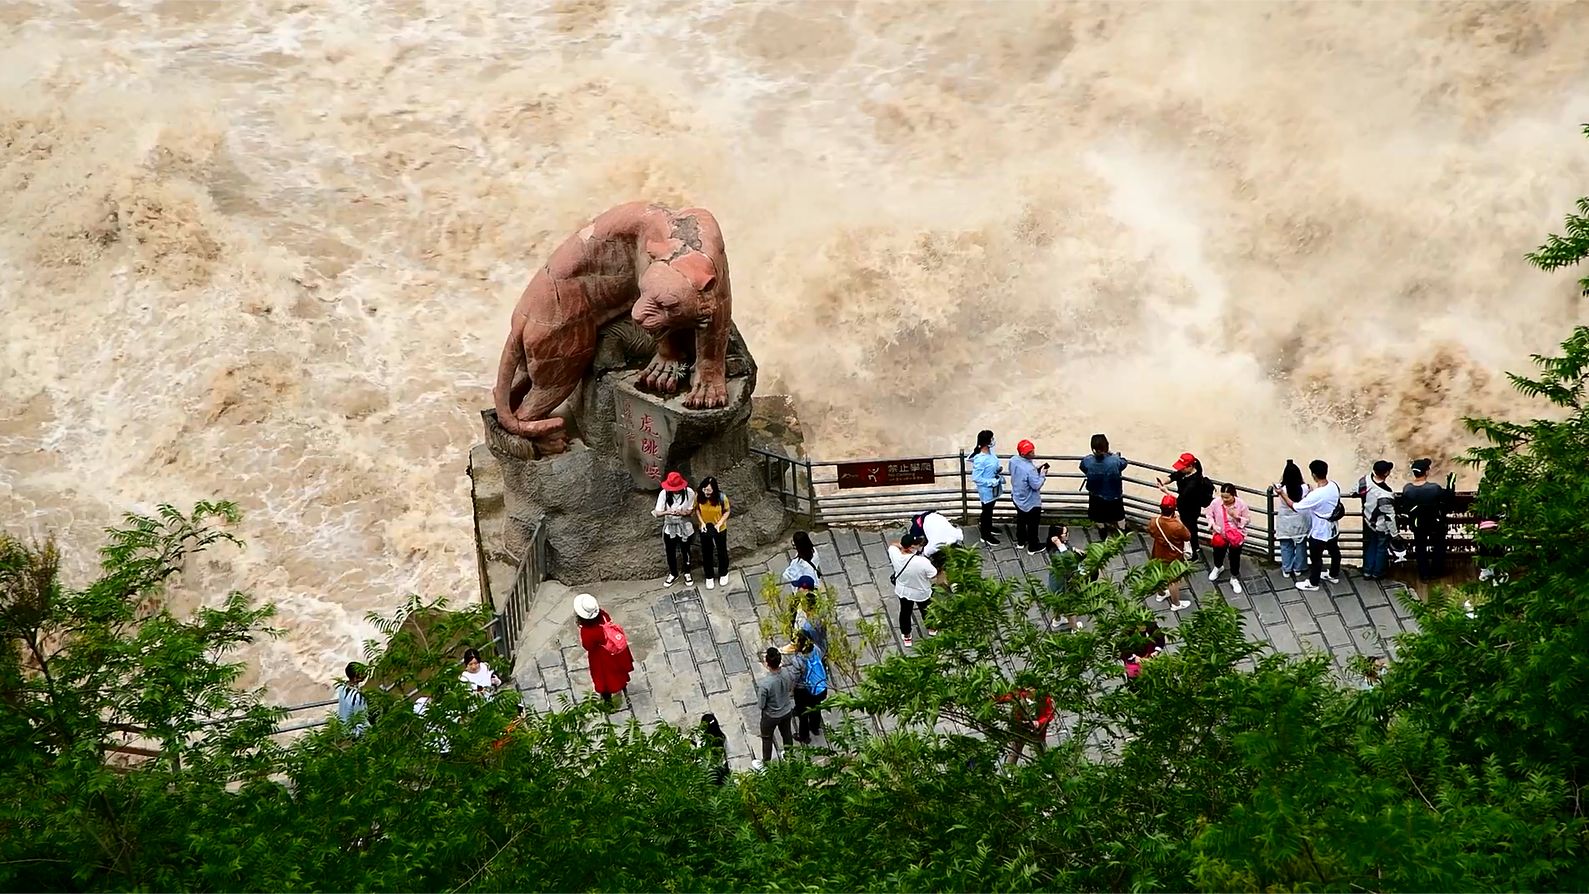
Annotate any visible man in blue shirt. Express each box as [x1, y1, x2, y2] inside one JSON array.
[[335, 662, 369, 736]]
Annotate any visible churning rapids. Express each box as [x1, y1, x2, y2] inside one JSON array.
[[2, 0, 1587, 700]]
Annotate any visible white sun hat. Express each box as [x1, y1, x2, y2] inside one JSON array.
[[573, 593, 600, 620]]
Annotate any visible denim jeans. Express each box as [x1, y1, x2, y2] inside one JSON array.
[[1279, 537, 1308, 574], [1362, 529, 1390, 578]]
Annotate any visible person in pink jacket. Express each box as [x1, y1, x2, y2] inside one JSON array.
[[1204, 483, 1251, 595]]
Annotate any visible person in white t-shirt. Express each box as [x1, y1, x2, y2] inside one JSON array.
[[918, 511, 965, 557], [888, 532, 941, 648], [459, 647, 502, 694], [1277, 459, 1342, 592]]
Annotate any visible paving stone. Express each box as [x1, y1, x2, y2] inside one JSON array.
[[541, 662, 570, 693], [732, 579, 763, 614], [521, 687, 552, 714], [1276, 582, 1306, 604], [562, 645, 589, 674], [666, 649, 695, 679], [537, 649, 563, 670], [1367, 605, 1402, 641], [1334, 593, 1370, 629], [1303, 591, 1338, 619], [625, 686, 659, 724], [862, 534, 892, 569], [678, 599, 709, 632], [1251, 591, 1285, 627], [1316, 613, 1352, 648], [657, 617, 688, 653], [1358, 584, 1390, 608], [1238, 571, 1273, 595], [834, 528, 864, 557], [1295, 629, 1327, 653], [514, 661, 542, 690], [1401, 615, 1421, 635], [686, 628, 716, 661], [719, 640, 750, 676], [1282, 602, 1320, 635], [1265, 624, 1299, 655], [1349, 625, 1381, 656], [698, 660, 729, 695]]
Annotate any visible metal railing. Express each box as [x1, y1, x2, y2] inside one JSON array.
[[750, 446, 1408, 562], [490, 518, 548, 669]]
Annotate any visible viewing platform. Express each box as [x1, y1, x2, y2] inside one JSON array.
[[507, 521, 1422, 771]]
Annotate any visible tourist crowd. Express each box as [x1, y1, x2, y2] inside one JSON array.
[[335, 431, 1466, 774]]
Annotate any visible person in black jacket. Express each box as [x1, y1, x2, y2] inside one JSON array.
[[1158, 453, 1213, 559], [1399, 458, 1448, 579]]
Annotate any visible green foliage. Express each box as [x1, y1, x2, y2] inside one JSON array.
[[755, 573, 883, 688], [0, 502, 281, 888], [1525, 124, 1589, 296], [9, 253, 1589, 886]]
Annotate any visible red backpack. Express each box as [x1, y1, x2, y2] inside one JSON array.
[[602, 621, 629, 656]]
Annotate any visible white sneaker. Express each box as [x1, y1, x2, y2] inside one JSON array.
[[1169, 600, 1189, 612], [750, 759, 765, 772], [664, 574, 677, 587], [684, 573, 694, 585], [1295, 580, 1320, 591], [1072, 619, 1084, 630], [1208, 567, 1222, 582], [1155, 591, 1168, 603], [1322, 573, 1340, 584], [718, 576, 729, 588], [704, 578, 714, 590], [1231, 579, 1243, 595]]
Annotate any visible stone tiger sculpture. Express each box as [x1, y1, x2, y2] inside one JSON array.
[[492, 202, 732, 454]]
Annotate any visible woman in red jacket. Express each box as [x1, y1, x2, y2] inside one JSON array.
[[574, 593, 634, 705]]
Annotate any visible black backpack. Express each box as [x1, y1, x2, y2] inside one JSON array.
[[907, 512, 930, 542], [1197, 476, 1216, 509]]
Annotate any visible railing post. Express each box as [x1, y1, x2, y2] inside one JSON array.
[[1266, 485, 1277, 563], [804, 458, 817, 521], [958, 450, 970, 526]]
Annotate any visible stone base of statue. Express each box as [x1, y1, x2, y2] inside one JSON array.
[[477, 322, 792, 586]]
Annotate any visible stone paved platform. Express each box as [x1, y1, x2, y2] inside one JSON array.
[[514, 522, 1421, 770]]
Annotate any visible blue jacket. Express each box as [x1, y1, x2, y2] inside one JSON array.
[[801, 647, 828, 696], [1079, 453, 1128, 501], [1010, 454, 1045, 512], [971, 450, 1004, 503]]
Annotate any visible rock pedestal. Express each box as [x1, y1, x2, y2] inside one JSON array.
[[482, 325, 790, 585]]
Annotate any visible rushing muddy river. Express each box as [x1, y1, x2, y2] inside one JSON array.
[[2, 0, 1586, 700]]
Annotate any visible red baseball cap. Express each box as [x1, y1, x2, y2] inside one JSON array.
[[1172, 452, 1197, 471], [1017, 439, 1035, 456], [1160, 494, 1177, 510]]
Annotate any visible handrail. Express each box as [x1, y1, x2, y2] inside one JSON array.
[[750, 445, 1414, 562]]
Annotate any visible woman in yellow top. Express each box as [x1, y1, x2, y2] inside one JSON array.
[[695, 476, 732, 590]]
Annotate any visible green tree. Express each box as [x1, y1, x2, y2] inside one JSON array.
[[1526, 124, 1589, 296], [0, 502, 281, 888]]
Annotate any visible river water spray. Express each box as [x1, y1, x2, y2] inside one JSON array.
[[2, 1, 1586, 699]]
